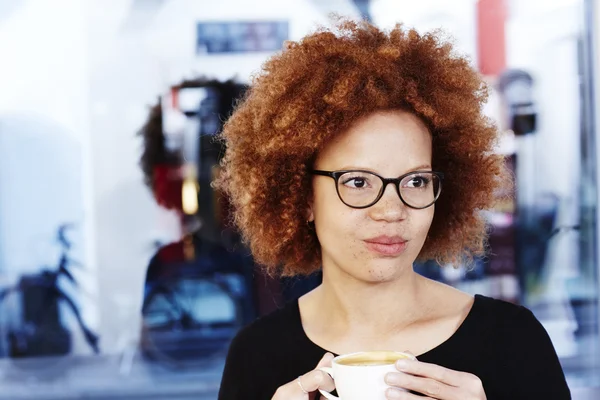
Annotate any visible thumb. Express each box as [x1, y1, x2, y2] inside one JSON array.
[[296, 353, 335, 394], [316, 352, 335, 369]]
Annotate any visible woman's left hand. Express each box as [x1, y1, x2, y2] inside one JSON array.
[[384, 358, 487, 399]]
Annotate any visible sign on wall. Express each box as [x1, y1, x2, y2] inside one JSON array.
[[196, 21, 288, 54]]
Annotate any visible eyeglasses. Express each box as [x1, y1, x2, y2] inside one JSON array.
[[311, 169, 444, 209]]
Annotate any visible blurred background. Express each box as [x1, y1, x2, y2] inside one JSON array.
[[0, 0, 598, 398]]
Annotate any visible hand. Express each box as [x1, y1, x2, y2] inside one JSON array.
[[384, 357, 487, 400], [272, 353, 336, 400]]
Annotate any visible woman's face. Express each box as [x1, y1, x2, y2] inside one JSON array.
[[310, 109, 435, 283]]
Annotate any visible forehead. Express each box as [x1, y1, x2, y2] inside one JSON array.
[[315, 109, 432, 173]]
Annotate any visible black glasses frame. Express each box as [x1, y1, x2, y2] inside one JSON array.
[[311, 169, 444, 210]]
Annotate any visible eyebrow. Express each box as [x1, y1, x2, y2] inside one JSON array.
[[336, 164, 433, 173], [407, 164, 433, 171]]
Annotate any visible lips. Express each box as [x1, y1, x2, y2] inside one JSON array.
[[363, 236, 408, 256]]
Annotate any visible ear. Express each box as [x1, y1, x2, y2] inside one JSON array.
[[306, 194, 315, 222], [306, 202, 315, 223]]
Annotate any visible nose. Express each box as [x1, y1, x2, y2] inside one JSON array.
[[367, 182, 408, 222]]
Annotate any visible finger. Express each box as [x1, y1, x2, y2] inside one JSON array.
[[315, 352, 334, 369], [386, 387, 433, 399], [386, 372, 457, 399], [274, 354, 336, 399], [298, 368, 335, 393], [395, 359, 462, 386], [402, 350, 416, 358]]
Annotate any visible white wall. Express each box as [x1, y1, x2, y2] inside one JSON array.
[[0, 0, 97, 353], [371, 0, 478, 62], [506, 0, 583, 200], [504, 1, 586, 359], [592, 0, 600, 339]]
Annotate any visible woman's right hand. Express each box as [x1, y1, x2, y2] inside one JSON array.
[[272, 353, 336, 399]]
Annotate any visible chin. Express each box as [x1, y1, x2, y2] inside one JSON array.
[[324, 254, 412, 283], [358, 261, 405, 283]]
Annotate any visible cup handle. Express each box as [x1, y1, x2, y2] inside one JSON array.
[[317, 367, 339, 400]]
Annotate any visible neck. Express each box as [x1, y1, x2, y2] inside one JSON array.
[[311, 264, 427, 337]]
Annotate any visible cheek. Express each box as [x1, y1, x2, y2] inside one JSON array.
[[313, 199, 365, 251], [414, 207, 435, 238], [312, 181, 356, 227], [315, 207, 362, 239]]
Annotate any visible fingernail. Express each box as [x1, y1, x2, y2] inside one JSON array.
[[386, 388, 404, 399], [384, 372, 396, 385], [396, 359, 409, 370]]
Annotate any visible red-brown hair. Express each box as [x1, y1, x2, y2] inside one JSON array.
[[214, 18, 509, 276]]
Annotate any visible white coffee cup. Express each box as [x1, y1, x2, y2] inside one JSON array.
[[318, 351, 415, 400]]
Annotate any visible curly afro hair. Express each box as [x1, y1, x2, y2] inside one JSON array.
[[214, 18, 509, 277]]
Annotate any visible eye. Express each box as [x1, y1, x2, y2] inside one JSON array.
[[341, 173, 374, 189], [342, 177, 368, 188], [404, 176, 430, 188]]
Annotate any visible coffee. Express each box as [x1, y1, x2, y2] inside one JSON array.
[[336, 351, 410, 367]]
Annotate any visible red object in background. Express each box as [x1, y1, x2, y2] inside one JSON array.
[[170, 87, 179, 109], [156, 240, 186, 264], [153, 164, 183, 211], [477, 0, 507, 76]]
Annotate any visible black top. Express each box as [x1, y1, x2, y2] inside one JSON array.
[[218, 294, 571, 399]]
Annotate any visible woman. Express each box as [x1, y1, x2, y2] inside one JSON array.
[[215, 19, 570, 400]]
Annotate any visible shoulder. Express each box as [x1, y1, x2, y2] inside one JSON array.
[[473, 294, 535, 322], [474, 294, 524, 314], [471, 295, 539, 330], [220, 300, 320, 400], [471, 295, 557, 348], [228, 300, 300, 356], [471, 296, 570, 397], [446, 293, 559, 352]]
